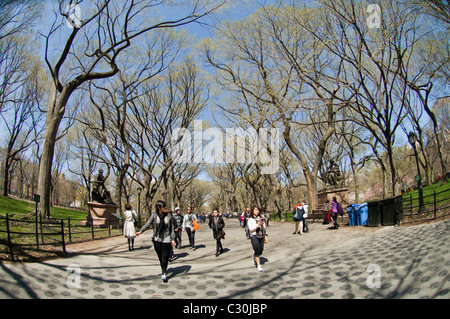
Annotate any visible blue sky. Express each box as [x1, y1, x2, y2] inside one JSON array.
[[31, 1, 263, 182], [26, 0, 442, 184]]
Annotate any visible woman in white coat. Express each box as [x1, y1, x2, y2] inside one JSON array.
[[123, 204, 137, 251]]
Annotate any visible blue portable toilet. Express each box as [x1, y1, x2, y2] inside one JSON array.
[[356, 203, 368, 226], [347, 205, 357, 226]]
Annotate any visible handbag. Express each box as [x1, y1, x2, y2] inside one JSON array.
[[222, 230, 226, 240], [193, 219, 200, 231], [263, 233, 268, 244]]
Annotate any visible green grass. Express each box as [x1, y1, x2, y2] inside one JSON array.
[[0, 196, 87, 220], [0, 196, 35, 215], [402, 180, 450, 207], [0, 196, 122, 261]]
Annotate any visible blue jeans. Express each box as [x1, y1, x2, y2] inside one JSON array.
[[186, 227, 195, 248]]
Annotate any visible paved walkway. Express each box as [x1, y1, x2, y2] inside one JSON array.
[[0, 219, 449, 299]]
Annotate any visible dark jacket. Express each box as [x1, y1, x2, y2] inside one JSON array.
[[173, 213, 184, 230], [208, 216, 225, 240]]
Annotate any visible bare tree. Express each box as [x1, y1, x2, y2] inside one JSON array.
[[404, 0, 450, 26], [203, 4, 344, 209], [0, 0, 40, 42], [36, 0, 227, 216], [66, 125, 102, 203], [208, 164, 240, 213], [127, 57, 208, 213], [1, 58, 44, 196]]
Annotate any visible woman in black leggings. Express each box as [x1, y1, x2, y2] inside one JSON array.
[[136, 200, 175, 282], [247, 206, 266, 272]]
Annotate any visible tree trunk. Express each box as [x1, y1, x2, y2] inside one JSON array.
[[115, 167, 127, 214], [423, 105, 447, 180], [386, 143, 397, 197], [3, 157, 11, 197], [38, 85, 68, 217], [282, 124, 318, 210]]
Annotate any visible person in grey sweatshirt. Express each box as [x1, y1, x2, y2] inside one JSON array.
[[136, 200, 175, 282]]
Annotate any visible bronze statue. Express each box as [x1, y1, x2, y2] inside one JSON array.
[[91, 169, 114, 204], [327, 160, 343, 187], [320, 157, 344, 188]]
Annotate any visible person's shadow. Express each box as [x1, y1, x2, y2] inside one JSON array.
[[171, 252, 189, 261], [167, 265, 191, 280], [260, 257, 269, 265]]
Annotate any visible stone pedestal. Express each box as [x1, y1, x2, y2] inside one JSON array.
[[80, 202, 120, 227], [317, 187, 349, 210]]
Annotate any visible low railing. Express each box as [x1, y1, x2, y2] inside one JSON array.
[[0, 214, 123, 261]]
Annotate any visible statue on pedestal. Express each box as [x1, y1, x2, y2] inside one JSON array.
[[81, 169, 118, 227], [91, 169, 115, 205], [316, 156, 348, 215], [327, 160, 344, 187]]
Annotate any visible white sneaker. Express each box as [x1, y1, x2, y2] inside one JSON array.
[[161, 274, 167, 282], [257, 265, 263, 272]]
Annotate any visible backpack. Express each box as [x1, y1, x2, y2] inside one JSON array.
[[337, 202, 344, 216], [293, 205, 304, 221]]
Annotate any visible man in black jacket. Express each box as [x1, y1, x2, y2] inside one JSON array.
[[209, 209, 225, 257], [173, 207, 184, 249]]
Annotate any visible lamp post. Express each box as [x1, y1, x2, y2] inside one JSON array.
[[137, 187, 142, 228], [408, 131, 424, 213]]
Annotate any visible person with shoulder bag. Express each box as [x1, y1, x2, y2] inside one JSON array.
[[136, 200, 176, 282], [123, 204, 137, 251], [182, 206, 198, 250], [208, 209, 225, 257], [329, 197, 341, 229], [292, 201, 304, 235]]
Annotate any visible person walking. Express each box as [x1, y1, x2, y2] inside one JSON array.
[[292, 201, 304, 235], [173, 207, 184, 249], [123, 204, 137, 251], [136, 200, 176, 282], [208, 209, 225, 257], [261, 208, 269, 236], [247, 206, 266, 272], [239, 211, 244, 226], [301, 200, 309, 233], [182, 206, 198, 250], [263, 208, 270, 227], [323, 199, 331, 224], [329, 197, 341, 229], [243, 207, 250, 239]]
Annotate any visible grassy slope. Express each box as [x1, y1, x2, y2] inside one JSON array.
[[0, 196, 87, 220], [402, 180, 450, 206]]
